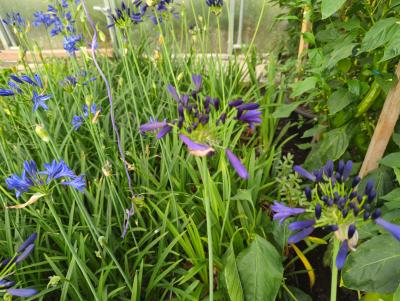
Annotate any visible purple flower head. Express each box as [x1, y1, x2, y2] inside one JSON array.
[[61, 175, 86, 192], [375, 218, 400, 241], [225, 148, 249, 179], [32, 91, 51, 111], [288, 219, 315, 231], [7, 288, 38, 298], [288, 226, 314, 244], [293, 165, 316, 182], [336, 240, 349, 270], [271, 201, 305, 224]]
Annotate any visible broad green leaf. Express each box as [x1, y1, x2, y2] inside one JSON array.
[[363, 292, 394, 301], [381, 188, 400, 202], [321, 0, 347, 19], [303, 32, 315, 45], [327, 43, 358, 69], [237, 235, 283, 301], [304, 126, 350, 169], [290, 77, 318, 97], [282, 286, 312, 301], [382, 31, 400, 61], [343, 235, 400, 294], [327, 89, 354, 115], [361, 18, 399, 52], [224, 246, 244, 301], [380, 152, 400, 168], [273, 101, 305, 118], [357, 167, 394, 200]]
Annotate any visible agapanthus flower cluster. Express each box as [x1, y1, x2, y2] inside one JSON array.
[[108, 0, 176, 28], [6, 160, 85, 202], [206, 0, 224, 15], [2, 12, 27, 32], [61, 71, 96, 92], [0, 74, 52, 112], [140, 74, 262, 179], [0, 233, 38, 299], [272, 160, 400, 269], [33, 0, 82, 55], [72, 103, 102, 130]]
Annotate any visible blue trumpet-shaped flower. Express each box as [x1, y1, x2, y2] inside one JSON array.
[[271, 201, 305, 224], [6, 160, 85, 200]]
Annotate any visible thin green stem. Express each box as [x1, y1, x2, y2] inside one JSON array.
[[331, 237, 339, 301]]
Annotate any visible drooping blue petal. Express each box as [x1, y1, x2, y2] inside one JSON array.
[[61, 175, 86, 192], [140, 120, 167, 133], [167, 84, 180, 102], [0, 89, 15, 96], [336, 240, 349, 270], [271, 201, 305, 224], [293, 165, 316, 182], [375, 218, 400, 241], [15, 243, 35, 264], [17, 233, 37, 252], [288, 219, 315, 231], [7, 288, 38, 298], [192, 74, 202, 92], [157, 125, 172, 139], [225, 148, 249, 179], [287, 226, 314, 244]]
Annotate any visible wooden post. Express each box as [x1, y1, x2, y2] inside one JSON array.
[[359, 64, 400, 177], [296, 5, 312, 74]]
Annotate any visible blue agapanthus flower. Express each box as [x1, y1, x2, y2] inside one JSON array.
[[205, 0, 223, 15], [71, 103, 102, 131], [0, 74, 52, 112], [0, 233, 38, 298], [140, 74, 262, 179], [2, 12, 26, 31], [272, 160, 400, 269], [63, 34, 83, 55], [6, 159, 85, 200]]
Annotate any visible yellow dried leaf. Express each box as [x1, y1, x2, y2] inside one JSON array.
[[291, 243, 315, 288]]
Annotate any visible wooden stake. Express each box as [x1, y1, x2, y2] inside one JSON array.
[[296, 5, 312, 74], [359, 64, 400, 177]]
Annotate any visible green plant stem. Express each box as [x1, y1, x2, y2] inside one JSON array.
[[330, 238, 340, 301]]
